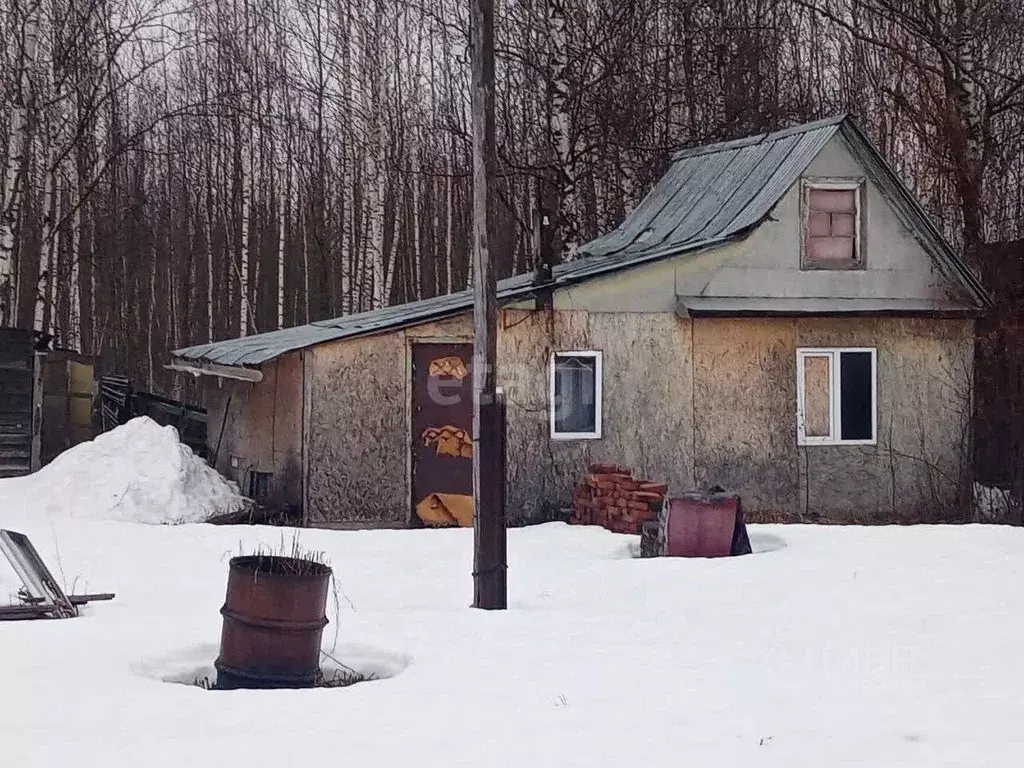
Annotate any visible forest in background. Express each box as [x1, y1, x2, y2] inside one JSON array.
[[1, 0, 1022, 398]]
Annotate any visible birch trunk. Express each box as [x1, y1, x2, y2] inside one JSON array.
[[147, 236, 156, 391], [69, 170, 81, 350], [239, 171, 250, 336], [546, 0, 578, 260], [35, 136, 56, 335], [367, 137, 386, 309], [946, 34, 987, 261], [277, 160, 287, 329], [411, 137, 422, 301], [1, 3, 41, 325], [445, 140, 454, 293], [342, 146, 354, 314], [382, 168, 400, 306]]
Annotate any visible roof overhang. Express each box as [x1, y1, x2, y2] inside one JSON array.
[[165, 359, 263, 382], [676, 296, 983, 319]]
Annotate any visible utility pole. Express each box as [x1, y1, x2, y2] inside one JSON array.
[[470, 0, 506, 610]]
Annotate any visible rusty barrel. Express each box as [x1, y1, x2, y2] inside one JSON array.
[[214, 555, 331, 690], [665, 493, 742, 558]]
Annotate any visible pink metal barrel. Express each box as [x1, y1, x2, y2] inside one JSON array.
[[664, 493, 740, 558]]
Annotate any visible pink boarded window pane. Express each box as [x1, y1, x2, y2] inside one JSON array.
[[809, 188, 856, 214], [808, 236, 854, 262], [808, 211, 831, 237], [802, 355, 831, 438], [831, 213, 856, 237]]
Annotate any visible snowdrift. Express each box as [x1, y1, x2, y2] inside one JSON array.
[[0, 417, 245, 524]]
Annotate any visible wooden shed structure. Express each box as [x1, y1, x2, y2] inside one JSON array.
[[0, 331, 97, 476], [0, 329, 42, 477], [170, 116, 989, 527]]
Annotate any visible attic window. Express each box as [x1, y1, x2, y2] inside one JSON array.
[[802, 181, 864, 270]]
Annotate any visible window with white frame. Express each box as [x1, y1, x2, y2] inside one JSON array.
[[550, 351, 602, 439], [796, 348, 876, 445], [802, 180, 864, 270]]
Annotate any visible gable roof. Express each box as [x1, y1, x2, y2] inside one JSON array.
[[172, 115, 988, 371], [581, 115, 988, 309], [580, 115, 846, 261]]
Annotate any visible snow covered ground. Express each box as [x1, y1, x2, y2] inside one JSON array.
[[2, 422, 1023, 765], [2, 509, 1024, 767]]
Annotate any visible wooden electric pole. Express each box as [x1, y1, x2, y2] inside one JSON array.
[[470, 0, 506, 610]]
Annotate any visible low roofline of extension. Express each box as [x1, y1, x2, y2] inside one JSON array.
[[169, 233, 752, 373]]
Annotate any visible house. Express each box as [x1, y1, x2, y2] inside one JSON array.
[[170, 115, 989, 528]]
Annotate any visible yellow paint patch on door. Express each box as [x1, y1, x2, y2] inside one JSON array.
[[422, 425, 473, 458], [415, 493, 474, 527], [428, 356, 468, 380]]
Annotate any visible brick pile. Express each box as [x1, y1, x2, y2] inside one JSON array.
[[570, 462, 668, 534]]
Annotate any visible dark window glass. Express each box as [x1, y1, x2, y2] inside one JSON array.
[[554, 356, 597, 434], [839, 352, 873, 440], [248, 471, 271, 500]]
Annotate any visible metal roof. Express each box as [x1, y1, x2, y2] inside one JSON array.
[[172, 114, 988, 370], [172, 275, 532, 367], [579, 115, 846, 261]]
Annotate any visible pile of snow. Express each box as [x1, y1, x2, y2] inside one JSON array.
[[0, 417, 245, 525]]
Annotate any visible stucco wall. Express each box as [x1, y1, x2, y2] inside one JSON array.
[[692, 318, 800, 516], [794, 316, 973, 522], [302, 309, 972, 527], [204, 353, 303, 509], [497, 309, 696, 522], [692, 317, 973, 522], [303, 309, 698, 526], [304, 316, 473, 527], [305, 328, 408, 527]]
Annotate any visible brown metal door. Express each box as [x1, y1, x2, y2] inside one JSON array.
[[411, 343, 474, 526]]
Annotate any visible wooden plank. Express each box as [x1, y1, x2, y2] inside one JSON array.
[[22, 592, 114, 606], [68, 593, 115, 605], [0, 604, 54, 620]]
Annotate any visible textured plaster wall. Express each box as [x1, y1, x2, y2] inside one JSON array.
[[302, 308, 973, 526]]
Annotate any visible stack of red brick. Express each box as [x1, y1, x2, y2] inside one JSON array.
[[570, 462, 668, 534]]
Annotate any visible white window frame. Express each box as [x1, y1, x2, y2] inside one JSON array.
[[549, 350, 603, 440], [796, 347, 877, 446], [801, 179, 864, 268]]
